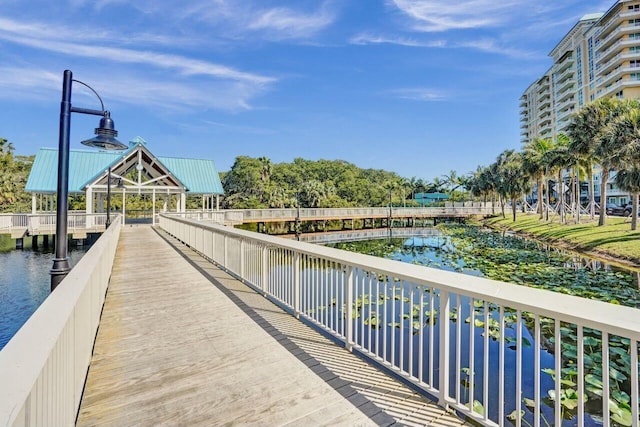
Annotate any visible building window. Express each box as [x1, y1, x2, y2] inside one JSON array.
[[630, 33, 640, 40], [616, 90, 624, 98], [629, 4, 640, 11], [631, 73, 640, 80]]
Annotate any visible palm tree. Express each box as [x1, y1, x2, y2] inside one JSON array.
[[258, 156, 272, 183], [614, 169, 640, 230], [543, 135, 572, 223], [522, 138, 554, 219], [494, 150, 530, 221], [597, 99, 640, 226], [605, 107, 640, 230], [567, 102, 603, 219]]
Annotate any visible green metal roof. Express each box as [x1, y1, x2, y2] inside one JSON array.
[[158, 157, 223, 194], [25, 148, 120, 193], [25, 139, 224, 195]]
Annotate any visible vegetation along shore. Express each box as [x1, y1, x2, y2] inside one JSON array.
[[482, 214, 640, 270]]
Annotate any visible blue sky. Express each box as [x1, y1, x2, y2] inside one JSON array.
[[0, 0, 614, 181]]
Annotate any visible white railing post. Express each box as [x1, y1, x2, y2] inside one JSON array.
[[345, 266, 354, 352], [240, 239, 245, 280], [293, 252, 301, 319], [261, 246, 268, 296], [438, 289, 451, 407], [223, 235, 228, 268]]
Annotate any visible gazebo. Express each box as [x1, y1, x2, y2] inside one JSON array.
[[25, 137, 224, 221]]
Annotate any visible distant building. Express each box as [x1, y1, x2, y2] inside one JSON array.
[[414, 192, 449, 206]]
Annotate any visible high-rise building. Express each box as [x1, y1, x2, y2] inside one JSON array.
[[595, 1, 640, 99], [520, 14, 602, 144], [520, 1, 640, 205]]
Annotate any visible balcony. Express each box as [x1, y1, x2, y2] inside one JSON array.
[[599, 38, 639, 63], [540, 127, 552, 137], [556, 106, 576, 122], [537, 83, 550, 96], [555, 55, 574, 74], [598, 51, 640, 74], [555, 66, 574, 84], [598, 23, 640, 51], [538, 91, 551, 102], [556, 96, 575, 112], [539, 116, 552, 127], [556, 86, 575, 104], [598, 11, 625, 38], [599, 76, 640, 97], [538, 98, 551, 110], [555, 77, 576, 96], [519, 98, 527, 107], [600, 64, 640, 87]]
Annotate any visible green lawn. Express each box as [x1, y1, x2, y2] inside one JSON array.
[[482, 213, 640, 266]]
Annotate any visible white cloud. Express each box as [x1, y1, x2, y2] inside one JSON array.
[[0, 66, 267, 113], [179, 0, 336, 41], [0, 21, 274, 85], [247, 4, 335, 40], [350, 32, 446, 48], [350, 32, 542, 60], [391, 88, 448, 102], [389, 0, 526, 32]]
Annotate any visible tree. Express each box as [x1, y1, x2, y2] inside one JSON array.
[[258, 156, 272, 183], [522, 138, 554, 219], [591, 98, 638, 226], [494, 150, 530, 221], [543, 135, 572, 223], [606, 107, 640, 230], [0, 138, 33, 212], [614, 169, 640, 230], [567, 102, 603, 219]]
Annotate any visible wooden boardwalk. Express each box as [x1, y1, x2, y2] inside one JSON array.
[[77, 226, 467, 426]]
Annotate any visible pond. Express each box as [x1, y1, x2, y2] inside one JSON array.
[[326, 224, 639, 426], [0, 235, 91, 350]]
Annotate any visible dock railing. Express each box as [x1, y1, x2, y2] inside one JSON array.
[[0, 215, 122, 427], [159, 213, 640, 427]]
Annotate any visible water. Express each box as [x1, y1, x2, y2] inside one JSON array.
[[0, 236, 90, 350]]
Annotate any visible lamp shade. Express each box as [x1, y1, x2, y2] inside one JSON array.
[[81, 111, 127, 150]]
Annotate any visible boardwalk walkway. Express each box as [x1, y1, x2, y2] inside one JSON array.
[[76, 226, 467, 426]]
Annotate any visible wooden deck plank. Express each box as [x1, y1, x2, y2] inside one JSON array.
[[77, 226, 468, 426]]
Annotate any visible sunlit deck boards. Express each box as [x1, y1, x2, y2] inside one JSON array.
[[77, 226, 467, 426]]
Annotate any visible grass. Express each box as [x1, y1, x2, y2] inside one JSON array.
[[481, 213, 640, 268]]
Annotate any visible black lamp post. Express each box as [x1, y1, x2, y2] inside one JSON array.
[[50, 70, 127, 292]]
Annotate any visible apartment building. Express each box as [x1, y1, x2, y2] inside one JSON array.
[[520, 0, 640, 205]]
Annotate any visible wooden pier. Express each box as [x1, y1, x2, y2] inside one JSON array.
[[76, 226, 467, 426]]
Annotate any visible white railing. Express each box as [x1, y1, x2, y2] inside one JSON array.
[[220, 206, 496, 223], [0, 213, 29, 233], [0, 213, 111, 236], [159, 214, 640, 427], [288, 227, 443, 244], [0, 216, 122, 427], [28, 213, 109, 235]]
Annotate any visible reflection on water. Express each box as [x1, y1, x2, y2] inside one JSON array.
[[0, 236, 89, 350]]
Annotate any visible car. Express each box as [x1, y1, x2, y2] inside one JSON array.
[[595, 203, 618, 215], [610, 203, 640, 217]]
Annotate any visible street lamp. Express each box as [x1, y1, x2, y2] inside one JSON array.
[[50, 70, 127, 292]]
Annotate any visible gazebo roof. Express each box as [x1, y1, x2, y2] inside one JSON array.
[[25, 137, 224, 195]]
